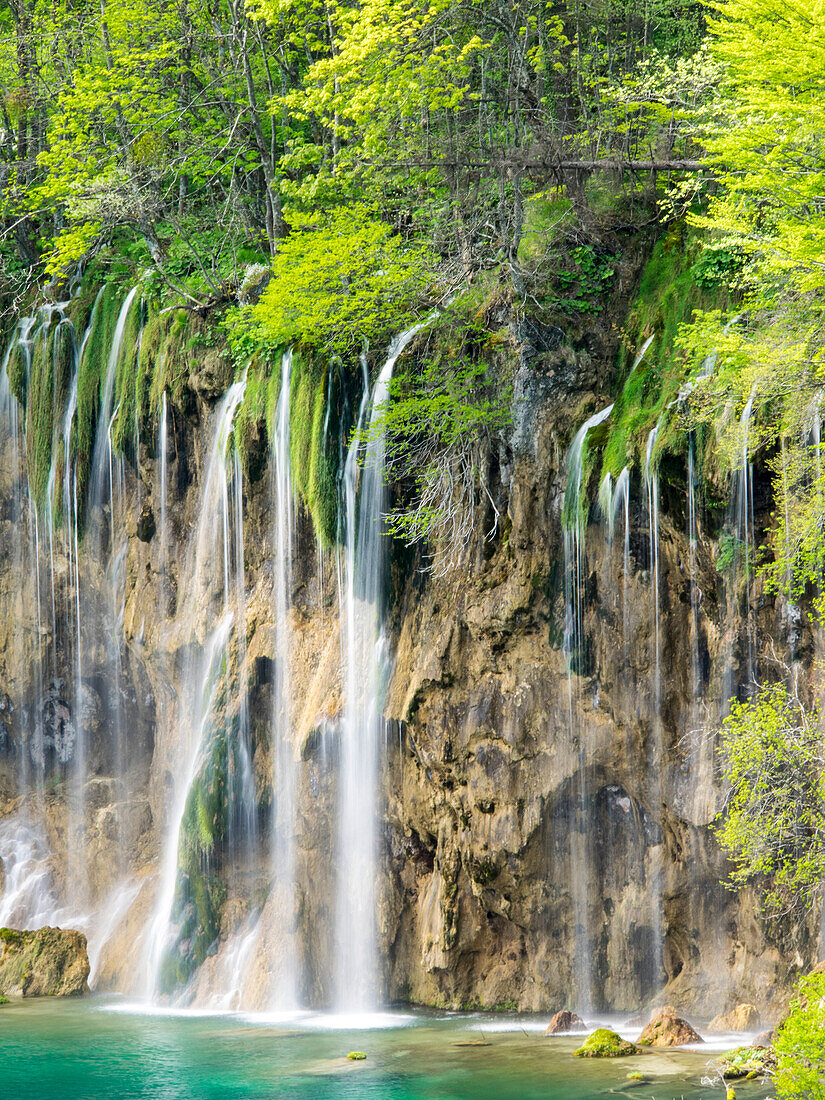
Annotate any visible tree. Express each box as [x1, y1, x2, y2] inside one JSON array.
[[713, 683, 825, 920]]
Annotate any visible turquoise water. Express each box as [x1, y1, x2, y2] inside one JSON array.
[[0, 999, 772, 1100]]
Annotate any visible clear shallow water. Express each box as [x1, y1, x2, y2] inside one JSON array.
[[0, 999, 773, 1100]]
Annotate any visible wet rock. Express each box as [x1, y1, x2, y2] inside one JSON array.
[[0, 927, 90, 996], [752, 1029, 775, 1047], [136, 502, 156, 543], [708, 1003, 761, 1033], [545, 1010, 588, 1035], [573, 1029, 639, 1057], [637, 1010, 703, 1047]]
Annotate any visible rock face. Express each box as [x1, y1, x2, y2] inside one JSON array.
[[0, 927, 90, 996], [573, 1029, 639, 1057], [546, 1010, 588, 1034], [0, 274, 821, 1015], [708, 1004, 761, 1033], [637, 1009, 703, 1047]]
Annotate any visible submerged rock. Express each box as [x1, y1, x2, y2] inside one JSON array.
[[545, 1010, 588, 1034], [708, 1003, 761, 1033], [573, 1029, 639, 1058], [637, 1009, 703, 1047], [0, 927, 90, 996]]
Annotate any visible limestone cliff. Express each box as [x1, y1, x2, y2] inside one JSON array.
[[0, 262, 817, 1020]]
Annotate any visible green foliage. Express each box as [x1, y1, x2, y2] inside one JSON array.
[[714, 684, 825, 918], [249, 207, 434, 353], [554, 245, 616, 315], [694, 0, 825, 296], [364, 299, 512, 571], [774, 972, 825, 1100]]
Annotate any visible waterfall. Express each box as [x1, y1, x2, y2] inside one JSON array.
[[687, 440, 702, 706], [561, 402, 613, 1011], [158, 391, 169, 588], [335, 323, 426, 1012], [144, 375, 247, 1000], [643, 423, 664, 993], [269, 349, 299, 1008], [612, 466, 631, 712], [722, 389, 758, 707]]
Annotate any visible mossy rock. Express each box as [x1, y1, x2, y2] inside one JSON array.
[[712, 1046, 775, 1080], [346, 1051, 367, 1061], [0, 927, 89, 996], [573, 1029, 640, 1058], [0, 994, 9, 1004]]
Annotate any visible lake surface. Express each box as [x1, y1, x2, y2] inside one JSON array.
[[0, 999, 773, 1099]]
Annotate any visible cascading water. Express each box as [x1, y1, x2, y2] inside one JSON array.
[[335, 323, 428, 1012], [642, 422, 664, 990], [561, 402, 613, 1011], [612, 465, 631, 713], [144, 374, 248, 1001], [722, 388, 758, 707], [268, 349, 299, 1009]]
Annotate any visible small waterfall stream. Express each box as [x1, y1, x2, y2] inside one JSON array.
[[562, 402, 613, 1011], [269, 348, 298, 1009], [335, 323, 427, 1012]]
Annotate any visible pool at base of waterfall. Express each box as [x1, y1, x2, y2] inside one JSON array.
[[0, 999, 773, 1100]]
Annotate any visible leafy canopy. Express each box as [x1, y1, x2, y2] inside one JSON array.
[[714, 684, 825, 919], [248, 206, 434, 351]]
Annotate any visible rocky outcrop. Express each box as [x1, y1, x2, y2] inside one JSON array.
[[0, 927, 90, 996], [545, 1010, 587, 1034], [708, 1004, 761, 1033], [637, 1009, 703, 1047]]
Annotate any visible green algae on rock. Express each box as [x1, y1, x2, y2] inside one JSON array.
[[711, 1046, 775, 1080], [0, 928, 90, 997], [573, 1029, 639, 1058]]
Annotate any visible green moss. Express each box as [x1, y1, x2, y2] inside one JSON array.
[[111, 294, 145, 454], [713, 1045, 775, 1080], [346, 1052, 367, 1060], [25, 315, 75, 511], [289, 351, 342, 547], [573, 1029, 640, 1058], [24, 322, 54, 509], [75, 284, 122, 513], [600, 224, 731, 482], [0, 994, 9, 1004]]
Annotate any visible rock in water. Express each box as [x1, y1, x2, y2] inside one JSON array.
[[708, 1004, 761, 1033], [572, 1029, 640, 1057], [545, 1010, 588, 1035], [637, 1010, 703, 1047], [0, 927, 90, 996]]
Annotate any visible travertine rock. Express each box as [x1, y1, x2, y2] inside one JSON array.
[[0, 927, 90, 996], [638, 1010, 703, 1047], [708, 1004, 761, 1033], [545, 1010, 587, 1035]]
